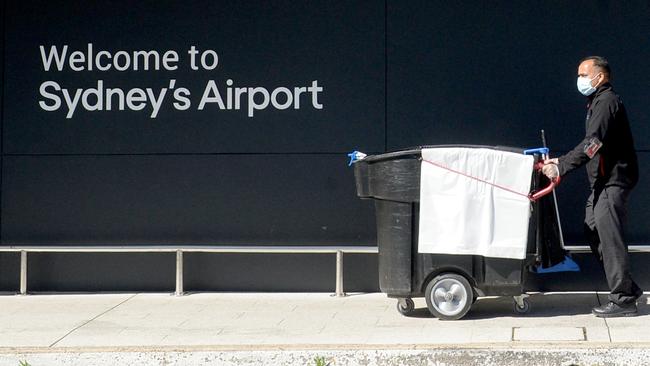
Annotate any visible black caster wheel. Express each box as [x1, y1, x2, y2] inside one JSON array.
[[396, 298, 415, 315], [513, 297, 531, 314]]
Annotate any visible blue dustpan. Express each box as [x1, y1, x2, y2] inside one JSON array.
[[535, 255, 580, 273]]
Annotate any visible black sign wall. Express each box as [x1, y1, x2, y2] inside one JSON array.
[[1, 1, 648, 291]]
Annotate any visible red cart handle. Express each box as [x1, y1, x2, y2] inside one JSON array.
[[529, 175, 560, 201]]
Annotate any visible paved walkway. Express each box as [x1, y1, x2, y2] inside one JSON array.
[[0, 292, 649, 365]]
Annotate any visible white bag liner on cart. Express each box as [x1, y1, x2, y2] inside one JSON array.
[[418, 148, 535, 260]]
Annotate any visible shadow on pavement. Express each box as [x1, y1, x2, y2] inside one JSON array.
[[400, 293, 650, 320], [402, 293, 608, 320]]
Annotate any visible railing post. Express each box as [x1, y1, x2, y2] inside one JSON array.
[[335, 250, 345, 297], [20, 251, 27, 295], [175, 250, 184, 296]]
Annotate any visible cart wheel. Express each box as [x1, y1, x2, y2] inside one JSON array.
[[396, 298, 415, 315], [513, 298, 531, 314], [425, 273, 473, 320]]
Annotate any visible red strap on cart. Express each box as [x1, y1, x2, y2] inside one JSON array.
[[421, 158, 533, 201]]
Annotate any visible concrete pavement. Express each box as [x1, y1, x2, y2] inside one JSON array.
[[0, 292, 649, 365]]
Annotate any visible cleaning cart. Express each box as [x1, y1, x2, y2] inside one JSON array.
[[350, 144, 567, 320]]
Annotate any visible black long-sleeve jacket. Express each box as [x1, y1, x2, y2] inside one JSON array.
[[557, 83, 638, 189]]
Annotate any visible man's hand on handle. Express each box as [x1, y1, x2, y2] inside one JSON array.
[[542, 158, 560, 179]]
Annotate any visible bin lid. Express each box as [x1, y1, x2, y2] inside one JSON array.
[[361, 144, 524, 163]]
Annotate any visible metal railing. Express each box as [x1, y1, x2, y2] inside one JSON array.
[[0, 245, 379, 297], [2, 244, 649, 297], [563, 245, 650, 253]]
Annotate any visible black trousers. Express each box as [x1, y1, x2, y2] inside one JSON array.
[[585, 185, 642, 305]]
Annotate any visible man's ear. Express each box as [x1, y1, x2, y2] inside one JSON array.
[[596, 72, 606, 87]]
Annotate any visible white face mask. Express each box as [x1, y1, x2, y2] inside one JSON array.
[[576, 74, 600, 96]]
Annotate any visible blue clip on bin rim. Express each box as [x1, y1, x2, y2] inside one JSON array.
[[347, 150, 360, 166], [523, 147, 549, 155]]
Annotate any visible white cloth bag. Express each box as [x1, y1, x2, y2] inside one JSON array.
[[417, 148, 534, 260]]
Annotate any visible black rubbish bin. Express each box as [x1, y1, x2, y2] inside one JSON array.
[[352, 145, 564, 320]]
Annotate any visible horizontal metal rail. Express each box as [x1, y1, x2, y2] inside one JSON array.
[[3, 244, 650, 297], [0, 246, 379, 297], [564, 245, 650, 253], [0, 246, 378, 253]]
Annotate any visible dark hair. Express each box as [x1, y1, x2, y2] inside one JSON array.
[[580, 56, 611, 78]]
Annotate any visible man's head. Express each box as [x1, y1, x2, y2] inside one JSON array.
[[577, 56, 610, 95]]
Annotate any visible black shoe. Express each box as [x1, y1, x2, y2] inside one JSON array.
[[592, 301, 637, 318]]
